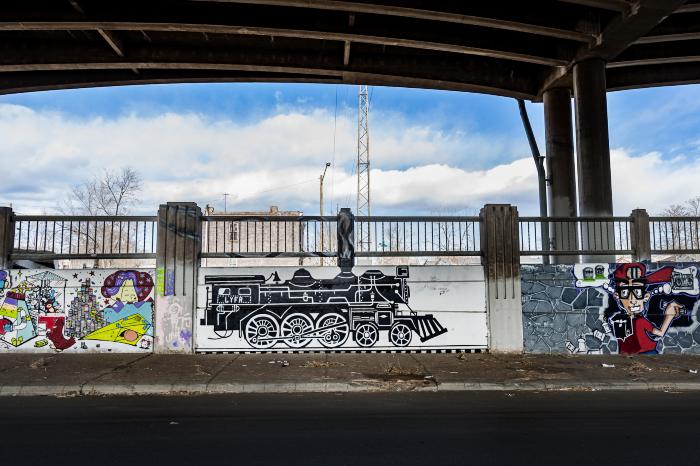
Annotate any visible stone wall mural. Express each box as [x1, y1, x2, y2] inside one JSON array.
[[0, 269, 155, 353], [522, 263, 700, 355]]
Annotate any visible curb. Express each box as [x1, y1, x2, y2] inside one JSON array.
[[2, 380, 700, 396]]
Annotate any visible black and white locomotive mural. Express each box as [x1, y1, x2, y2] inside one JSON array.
[[196, 265, 488, 352]]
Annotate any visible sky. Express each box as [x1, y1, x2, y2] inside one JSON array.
[[0, 82, 699, 217]]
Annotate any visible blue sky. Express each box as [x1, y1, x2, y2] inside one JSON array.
[[0, 82, 698, 216]]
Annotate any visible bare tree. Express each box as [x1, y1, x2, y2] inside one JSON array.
[[686, 197, 700, 216], [55, 167, 143, 267], [661, 204, 689, 217], [658, 196, 700, 255], [61, 167, 142, 216]]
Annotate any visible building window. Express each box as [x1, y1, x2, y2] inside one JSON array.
[[228, 222, 239, 242]]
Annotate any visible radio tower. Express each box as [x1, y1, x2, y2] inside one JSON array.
[[357, 85, 371, 251]]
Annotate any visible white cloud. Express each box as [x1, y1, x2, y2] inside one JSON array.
[[610, 149, 700, 215], [0, 103, 533, 214], [0, 103, 696, 217]]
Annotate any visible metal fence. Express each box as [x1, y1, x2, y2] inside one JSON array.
[[200, 215, 337, 258], [10, 211, 700, 264], [354, 216, 481, 257], [650, 216, 700, 255], [519, 217, 633, 256], [12, 215, 157, 260], [201, 215, 480, 258]]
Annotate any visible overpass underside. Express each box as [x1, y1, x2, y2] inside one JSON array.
[[1, 0, 700, 264], [0, 0, 698, 98]]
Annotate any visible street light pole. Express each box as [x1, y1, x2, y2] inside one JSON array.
[[319, 162, 331, 264], [319, 162, 331, 216]]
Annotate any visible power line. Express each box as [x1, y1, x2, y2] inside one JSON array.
[[249, 178, 317, 196]]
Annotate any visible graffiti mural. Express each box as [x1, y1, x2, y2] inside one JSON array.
[[197, 265, 488, 352], [155, 295, 193, 353], [0, 269, 154, 352], [522, 263, 700, 355]]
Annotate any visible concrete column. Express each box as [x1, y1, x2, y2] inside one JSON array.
[[573, 58, 615, 262], [544, 87, 578, 264], [154, 202, 202, 353], [631, 208, 651, 262], [480, 204, 523, 353], [0, 207, 13, 269]]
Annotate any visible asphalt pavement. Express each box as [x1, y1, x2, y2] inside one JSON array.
[[5, 391, 700, 465]]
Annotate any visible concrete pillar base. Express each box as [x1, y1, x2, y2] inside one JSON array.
[[154, 203, 202, 354], [480, 204, 523, 353]]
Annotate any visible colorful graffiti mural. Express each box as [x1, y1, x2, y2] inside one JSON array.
[[522, 263, 700, 355], [0, 269, 154, 352]]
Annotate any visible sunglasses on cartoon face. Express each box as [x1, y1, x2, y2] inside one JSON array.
[[617, 285, 645, 299]]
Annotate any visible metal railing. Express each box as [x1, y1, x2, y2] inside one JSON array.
[[9, 209, 700, 265], [200, 215, 481, 258], [355, 216, 481, 256], [519, 216, 633, 256], [201, 215, 337, 258], [12, 215, 158, 260], [650, 216, 700, 255]]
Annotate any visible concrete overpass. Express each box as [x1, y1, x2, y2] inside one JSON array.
[[2, 0, 699, 262], [1, 1, 698, 97]]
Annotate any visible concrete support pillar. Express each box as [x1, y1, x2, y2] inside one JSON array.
[[573, 58, 615, 262], [0, 207, 14, 269], [544, 88, 578, 264], [480, 204, 523, 353], [154, 202, 202, 353], [631, 208, 651, 262]]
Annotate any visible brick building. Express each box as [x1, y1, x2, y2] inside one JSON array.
[[202, 205, 308, 267]]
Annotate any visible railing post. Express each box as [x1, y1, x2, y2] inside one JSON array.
[[337, 208, 354, 270], [480, 204, 523, 353], [631, 208, 651, 262], [0, 207, 14, 269], [154, 202, 202, 354]]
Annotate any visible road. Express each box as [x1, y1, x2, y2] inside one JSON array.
[[3, 391, 698, 465]]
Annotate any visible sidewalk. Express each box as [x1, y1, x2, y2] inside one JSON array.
[[2, 352, 700, 396]]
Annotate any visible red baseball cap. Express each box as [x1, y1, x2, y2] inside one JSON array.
[[613, 263, 673, 284]]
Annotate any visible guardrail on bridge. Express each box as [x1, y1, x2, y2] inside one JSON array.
[[2, 205, 700, 266]]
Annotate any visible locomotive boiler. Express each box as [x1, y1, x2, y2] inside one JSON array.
[[201, 266, 447, 349]]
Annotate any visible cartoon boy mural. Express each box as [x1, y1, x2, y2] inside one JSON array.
[[608, 263, 684, 355], [100, 270, 154, 332]]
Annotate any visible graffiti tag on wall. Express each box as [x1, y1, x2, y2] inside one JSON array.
[[0, 269, 155, 352], [522, 263, 700, 355]]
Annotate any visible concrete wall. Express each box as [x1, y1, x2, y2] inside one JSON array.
[[522, 263, 700, 355], [0, 269, 154, 353], [196, 265, 487, 353]]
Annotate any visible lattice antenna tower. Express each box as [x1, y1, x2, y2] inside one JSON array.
[[357, 85, 371, 249]]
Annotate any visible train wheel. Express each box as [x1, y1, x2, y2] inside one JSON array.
[[317, 313, 349, 348], [354, 322, 379, 348], [389, 323, 412, 347], [244, 314, 279, 349], [280, 313, 314, 348]]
